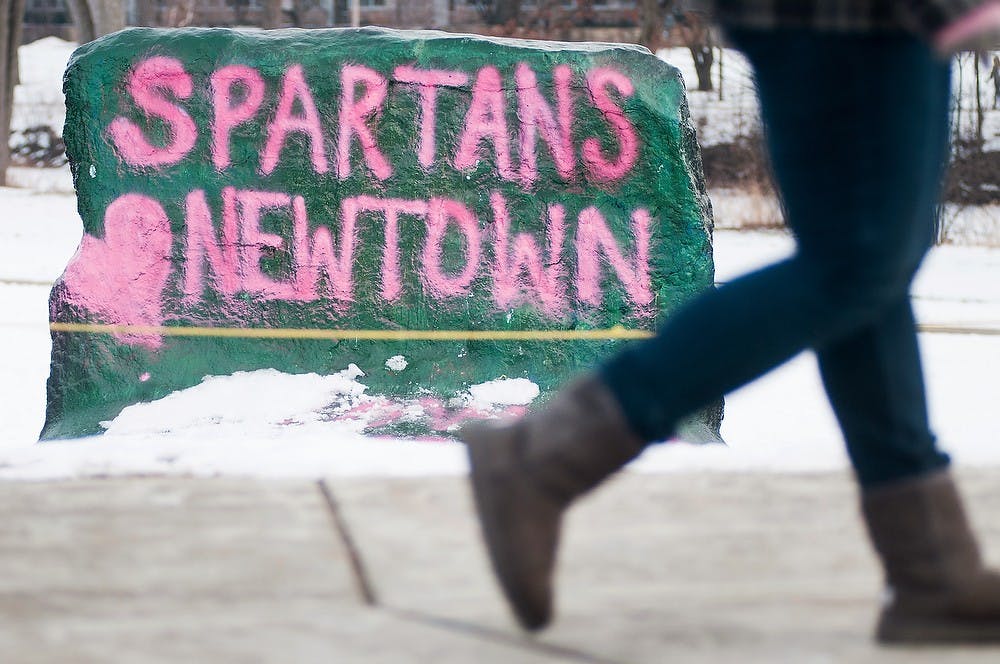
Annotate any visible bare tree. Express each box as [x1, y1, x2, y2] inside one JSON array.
[[232, 0, 251, 24], [161, 0, 196, 28], [474, 0, 522, 26], [638, 0, 671, 52], [1, 0, 26, 186], [486, 0, 601, 41], [639, 3, 717, 93], [291, 0, 317, 27], [65, 0, 126, 44], [975, 52, 984, 146], [677, 10, 714, 92], [395, 0, 433, 28], [262, 0, 283, 28], [135, 0, 158, 26]]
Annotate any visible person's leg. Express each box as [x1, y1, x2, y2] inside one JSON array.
[[466, 29, 946, 631], [602, 30, 947, 448], [754, 28, 954, 488], [814, 303, 1000, 643], [740, 29, 1000, 644], [817, 299, 948, 487], [464, 30, 1000, 638]]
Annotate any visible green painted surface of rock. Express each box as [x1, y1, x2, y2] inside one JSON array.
[[43, 27, 717, 440]]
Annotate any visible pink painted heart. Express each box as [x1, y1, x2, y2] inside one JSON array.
[[61, 193, 173, 348]]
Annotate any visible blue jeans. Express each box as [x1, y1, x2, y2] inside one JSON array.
[[601, 29, 953, 487]]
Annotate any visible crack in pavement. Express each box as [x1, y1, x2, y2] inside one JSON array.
[[316, 479, 621, 664], [317, 479, 379, 607]]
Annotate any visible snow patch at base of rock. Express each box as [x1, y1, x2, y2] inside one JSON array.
[[467, 378, 541, 407]]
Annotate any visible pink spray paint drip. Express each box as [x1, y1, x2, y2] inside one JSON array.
[[62, 194, 174, 348], [107, 56, 198, 168], [334, 398, 407, 430]]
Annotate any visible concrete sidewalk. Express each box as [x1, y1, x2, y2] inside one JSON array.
[[1, 472, 999, 663]]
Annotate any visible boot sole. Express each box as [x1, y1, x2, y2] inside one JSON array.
[[879, 612, 1000, 644], [465, 427, 554, 632]]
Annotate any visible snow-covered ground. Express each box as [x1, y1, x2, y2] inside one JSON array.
[[1, 184, 998, 480], [658, 46, 760, 148], [10, 36, 75, 137], [0, 37, 997, 480]]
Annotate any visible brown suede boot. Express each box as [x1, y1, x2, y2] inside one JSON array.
[[862, 470, 1000, 643], [461, 376, 645, 631]]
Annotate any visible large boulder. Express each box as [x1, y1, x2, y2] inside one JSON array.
[[43, 27, 718, 440]]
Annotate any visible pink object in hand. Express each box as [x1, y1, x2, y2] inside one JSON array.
[[934, 1, 1000, 54]]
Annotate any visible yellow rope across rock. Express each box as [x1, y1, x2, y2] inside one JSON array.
[[48, 322, 658, 341]]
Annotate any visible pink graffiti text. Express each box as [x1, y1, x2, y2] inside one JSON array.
[[178, 188, 654, 315], [109, 59, 641, 185]]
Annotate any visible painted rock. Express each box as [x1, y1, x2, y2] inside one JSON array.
[[43, 27, 718, 440]]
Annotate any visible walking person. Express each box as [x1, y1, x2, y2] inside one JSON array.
[[462, 0, 1000, 644]]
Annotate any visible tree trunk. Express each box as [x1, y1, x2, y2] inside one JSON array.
[[291, 0, 309, 27], [975, 55, 984, 147], [493, 0, 521, 25], [955, 52, 963, 142], [477, 0, 520, 26], [717, 46, 724, 101], [676, 10, 714, 91], [638, 0, 669, 52], [136, 0, 157, 26], [263, 0, 283, 28], [1, 0, 26, 186], [690, 43, 714, 91], [66, 0, 126, 43], [66, 0, 96, 43]]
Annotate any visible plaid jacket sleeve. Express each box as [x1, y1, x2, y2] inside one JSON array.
[[709, 0, 988, 33], [708, 0, 898, 32]]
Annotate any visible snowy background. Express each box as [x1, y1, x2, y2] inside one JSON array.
[[1, 38, 998, 480]]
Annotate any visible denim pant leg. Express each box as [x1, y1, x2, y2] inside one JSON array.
[[601, 30, 952, 486], [817, 298, 948, 487], [749, 30, 953, 486]]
